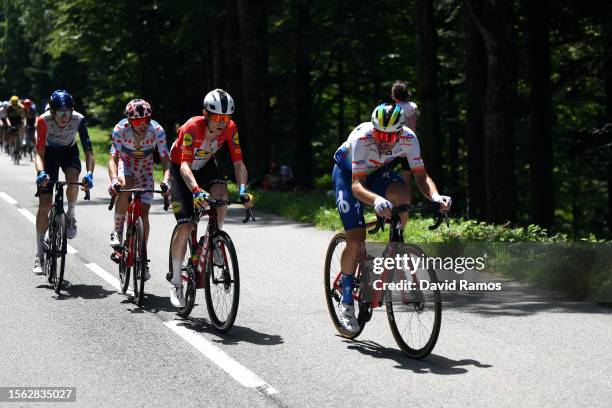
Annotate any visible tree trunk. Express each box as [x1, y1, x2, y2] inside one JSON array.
[[294, 0, 314, 189], [466, 0, 518, 224], [237, 0, 270, 177], [415, 0, 443, 185], [464, 7, 487, 220], [602, 5, 612, 235], [523, 0, 555, 229]]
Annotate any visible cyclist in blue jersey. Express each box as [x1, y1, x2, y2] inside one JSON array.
[[332, 103, 451, 332]]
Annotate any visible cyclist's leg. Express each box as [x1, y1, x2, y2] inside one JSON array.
[[200, 159, 228, 227], [111, 161, 133, 244], [169, 163, 195, 286], [367, 167, 410, 228], [333, 164, 367, 304], [62, 145, 82, 220]]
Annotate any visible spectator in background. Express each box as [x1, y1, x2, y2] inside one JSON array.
[[391, 81, 420, 199]]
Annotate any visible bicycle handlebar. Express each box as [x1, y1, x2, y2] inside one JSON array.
[[195, 199, 256, 224], [108, 187, 170, 211], [35, 181, 90, 200], [368, 202, 448, 235]]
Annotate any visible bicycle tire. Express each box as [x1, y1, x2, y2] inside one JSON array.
[[45, 208, 55, 284], [204, 230, 239, 332], [385, 243, 442, 359], [53, 212, 67, 294], [118, 242, 130, 293], [129, 218, 143, 305], [324, 233, 368, 339], [168, 224, 196, 317]]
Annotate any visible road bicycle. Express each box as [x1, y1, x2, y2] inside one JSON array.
[[324, 202, 447, 359], [167, 199, 255, 332], [23, 124, 35, 161], [109, 187, 169, 306], [36, 181, 90, 294], [9, 125, 20, 165]]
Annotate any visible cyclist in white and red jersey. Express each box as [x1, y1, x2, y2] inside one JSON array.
[[33, 90, 94, 274], [167, 89, 253, 307], [107, 100, 171, 280], [332, 103, 451, 332]]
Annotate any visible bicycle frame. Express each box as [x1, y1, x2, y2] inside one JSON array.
[[124, 194, 144, 269], [331, 203, 445, 308], [188, 204, 226, 289]]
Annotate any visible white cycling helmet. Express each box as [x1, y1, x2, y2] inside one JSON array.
[[371, 103, 406, 133], [203, 89, 235, 115]]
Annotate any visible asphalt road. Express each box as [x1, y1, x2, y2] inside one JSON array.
[[0, 153, 611, 408]]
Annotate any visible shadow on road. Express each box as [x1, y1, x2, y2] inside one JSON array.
[[119, 292, 178, 314], [344, 339, 492, 374], [175, 318, 284, 346], [36, 281, 115, 300]]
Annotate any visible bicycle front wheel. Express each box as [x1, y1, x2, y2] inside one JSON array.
[[52, 211, 67, 294], [131, 218, 146, 305], [204, 231, 239, 332], [386, 243, 442, 359]]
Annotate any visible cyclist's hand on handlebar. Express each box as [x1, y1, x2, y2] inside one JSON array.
[[108, 178, 120, 197], [238, 184, 254, 208], [160, 180, 171, 197], [82, 171, 94, 191], [374, 196, 393, 219], [36, 170, 49, 187], [432, 193, 452, 212], [192, 187, 209, 210]]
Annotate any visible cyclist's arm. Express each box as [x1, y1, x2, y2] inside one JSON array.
[[35, 146, 45, 174], [78, 119, 95, 173], [108, 128, 122, 181], [153, 125, 171, 183], [233, 161, 248, 187], [179, 161, 199, 192], [351, 176, 378, 206], [413, 171, 440, 201]]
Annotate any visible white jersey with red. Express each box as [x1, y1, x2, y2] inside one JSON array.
[[110, 119, 169, 203], [36, 110, 92, 151], [170, 116, 243, 170], [333, 122, 425, 178]]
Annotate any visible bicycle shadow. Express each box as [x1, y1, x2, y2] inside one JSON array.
[[119, 292, 178, 314], [343, 339, 492, 375], [175, 319, 284, 347], [36, 281, 115, 300]]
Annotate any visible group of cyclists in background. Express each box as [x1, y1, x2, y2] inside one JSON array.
[[5, 80, 451, 340], [0, 95, 39, 163]]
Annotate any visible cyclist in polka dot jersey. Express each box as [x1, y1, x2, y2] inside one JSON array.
[[107, 100, 171, 279]]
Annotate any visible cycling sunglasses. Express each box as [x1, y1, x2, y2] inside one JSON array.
[[129, 117, 151, 127], [208, 113, 231, 123], [53, 109, 72, 120], [372, 129, 400, 144]]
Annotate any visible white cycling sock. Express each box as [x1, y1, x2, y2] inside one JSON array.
[[114, 213, 126, 235], [66, 201, 76, 219], [171, 259, 183, 286], [36, 233, 45, 258]]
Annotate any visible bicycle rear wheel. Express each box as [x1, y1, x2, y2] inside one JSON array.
[[204, 231, 239, 332], [386, 243, 442, 359], [168, 224, 196, 317], [52, 211, 67, 294], [131, 218, 146, 306], [324, 233, 369, 339]]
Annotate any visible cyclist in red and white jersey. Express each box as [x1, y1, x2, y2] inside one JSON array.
[[33, 90, 94, 274], [167, 89, 253, 307]]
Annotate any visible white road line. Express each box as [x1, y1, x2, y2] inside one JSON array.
[[85, 263, 120, 291], [16, 207, 79, 253], [17, 208, 36, 224], [0, 192, 18, 205], [164, 320, 279, 395]]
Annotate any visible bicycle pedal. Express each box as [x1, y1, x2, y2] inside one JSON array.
[[110, 251, 123, 264]]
